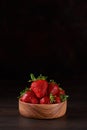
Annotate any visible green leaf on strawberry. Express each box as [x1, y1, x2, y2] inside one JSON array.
[[49, 80, 56, 84], [50, 93, 55, 103], [60, 94, 69, 102], [28, 73, 36, 82], [28, 73, 47, 82], [37, 74, 48, 80], [18, 87, 29, 98], [49, 79, 60, 86]]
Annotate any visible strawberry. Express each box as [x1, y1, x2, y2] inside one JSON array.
[[59, 87, 65, 95], [31, 80, 48, 98], [18, 73, 69, 104], [48, 80, 59, 96], [40, 96, 50, 104], [31, 97, 39, 104], [29, 73, 48, 98], [55, 96, 61, 103], [20, 89, 39, 104], [50, 94, 61, 104], [50, 93, 61, 103], [59, 88, 69, 102]]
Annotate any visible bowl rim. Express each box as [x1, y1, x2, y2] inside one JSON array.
[[19, 98, 67, 106]]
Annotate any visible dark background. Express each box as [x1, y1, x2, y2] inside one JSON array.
[[0, 0, 87, 96]]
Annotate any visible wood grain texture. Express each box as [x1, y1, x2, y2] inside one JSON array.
[[19, 99, 67, 119]]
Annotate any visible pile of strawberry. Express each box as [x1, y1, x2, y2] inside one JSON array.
[[19, 74, 68, 104]]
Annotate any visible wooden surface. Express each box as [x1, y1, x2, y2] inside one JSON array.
[[0, 79, 87, 130]]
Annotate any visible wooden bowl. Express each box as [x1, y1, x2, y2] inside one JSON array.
[[19, 99, 67, 119]]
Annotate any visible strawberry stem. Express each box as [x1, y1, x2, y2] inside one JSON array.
[[28, 73, 47, 82], [28, 73, 36, 82], [37, 74, 47, 80]]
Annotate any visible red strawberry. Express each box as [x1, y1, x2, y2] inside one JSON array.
[[20, 90, 39, 104], [28, 73, 48, 98], [19, 74, 69, 104], [49, 93, 61, 104], [31, 97, 39, 104], [48, 81, 59, 96], [55, 96, 61, 103], [40, 96, 50, 104], [59, 87, 65, 95], [31, 80, 48, 98]]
